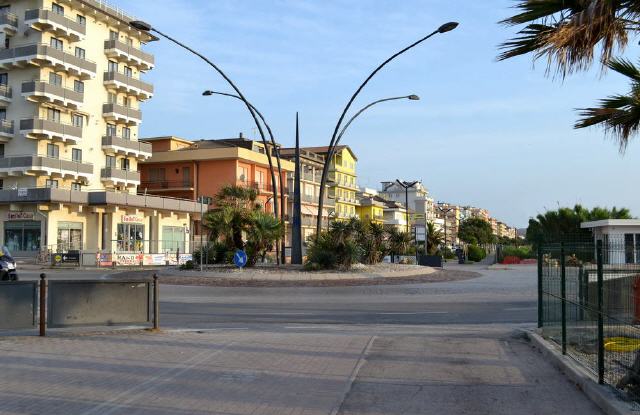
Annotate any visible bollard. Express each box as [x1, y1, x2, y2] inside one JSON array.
[[153, 273, 159, 331], [39, 273, 46, 337]]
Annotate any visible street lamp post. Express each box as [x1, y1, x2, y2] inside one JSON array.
[[395, 180, 419, 234], [129, 20, 282, 264], [315, 22, 459, 237], [437, 204, 455, 254], [202, 90, 287, 265]]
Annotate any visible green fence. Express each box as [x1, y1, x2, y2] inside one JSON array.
[[539, 240, 640, 401]]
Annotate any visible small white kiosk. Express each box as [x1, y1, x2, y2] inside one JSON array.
[[581, 219, 640, 264]]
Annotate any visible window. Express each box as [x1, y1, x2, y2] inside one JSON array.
[[120, 158, 130, 171], [73, 80, 84, 93], [0, 179, 3, 190], [57, 222, 82, 252], [0, 6, 9, 14], [50, 37, 63, 51], [117, 223, 144, 253], [46, 143, 59, 159], [74, 47, 85, 60], [0, 108, 6, 120], [122, 127, 131, 139], [126, 38, 133, 47], [71, 114, 83, 128], [107, 92, 117, 103], [162, 226, 185, 253], [105, 155, 116, 168], [52, 3, 64, 15], [106, 123, 116, 136], [71, 148, 82, 163], [123, 96, 131, 107], [0, 73, 7, 85], [625, 234, 635, 264], [109, 30, 119, 41], [47, 108, 60, 122], [0, 144, 4, 157], [255, 170, 265, 188], [5, 221, 41, 252], [150, 167, 166, 182], [238, 166, 248, 182], [182, 167, 190, 186], [45, 179, 58, 188], [123, 66, 132, 77], [76, 14, 85, 25], [49, 72, 62, 86], [108, 60, 118, 73], [4, 36, 9, 49]]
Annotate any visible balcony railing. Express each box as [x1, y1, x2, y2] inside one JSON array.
[[102, 103, 142, 123], [0, 44, 96, 76], [102, 135, 152, 156], [0, 154, 93, 176], [0, 84, 11, 101], [101, 168, 141, 183], [236, 180, 273, 192], [25, 9, 86, 39], [103, 71, 153, 99], [22, 80, 83, 105], [0, 119, 13, 138], [139, 180, 194, 191], [104, 39, 154, 69], [20, 118, 82, 142], [0, 12, 18, 30]]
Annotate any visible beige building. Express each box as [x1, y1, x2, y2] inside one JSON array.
[[0, 0, 202, 259]]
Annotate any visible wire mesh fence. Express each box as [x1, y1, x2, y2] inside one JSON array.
[[539, 238, 640, 403]]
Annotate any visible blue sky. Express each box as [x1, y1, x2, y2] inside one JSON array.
[[121, 0, 639, 228]]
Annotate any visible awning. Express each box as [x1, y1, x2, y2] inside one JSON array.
[[301, 205, 316, 216]]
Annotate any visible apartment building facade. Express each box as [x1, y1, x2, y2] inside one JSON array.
[[436, 202, 461, 246], [0, 0, 202, 256], [139, 135, 292, 219], [355, 188, 385, 225], [279, 147, 334, 244], [379, 180, 440, 231], [301, 145, 358, 221]]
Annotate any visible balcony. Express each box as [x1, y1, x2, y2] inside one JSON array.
[[20, 118, 83, 144], [21, 80, 83, 109], [0, 120, 14, 142], [103, 71, 153, 100], [139, 180, 194, 193], [102, 103, 142, 125], [104, 39, 154, 71], [102, 135, 152, 160], [24, 9, 86, 41], [0, 84, 11, 105], [0, 44, 96, 79], [0, 12, 17, 35], [236, 180, 273, 194], [101, 168, 140, 187], [0, 155, 93, 182]]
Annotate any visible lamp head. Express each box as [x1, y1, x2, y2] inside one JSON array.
[[202, 90, 214, 96], [407, 95, 420, 101], [130, 20, 153, 32], [438, 22, 459, 33]]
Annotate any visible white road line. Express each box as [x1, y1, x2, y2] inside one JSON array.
[[376, 312, 449, 315]]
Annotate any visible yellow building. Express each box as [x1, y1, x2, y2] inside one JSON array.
[[301, 145, 358, 221], [0, 0, 203, 260], [356, 197, 385, 225]]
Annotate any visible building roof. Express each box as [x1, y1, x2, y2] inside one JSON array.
[[300, 145, 358, 161], [581, 219, 640, 229], [141, 136, 193, 145]]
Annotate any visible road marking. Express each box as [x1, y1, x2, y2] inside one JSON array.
[[504, 307, 537, 311], [267, 312, 314, 315], [376, 312, 449, 315]]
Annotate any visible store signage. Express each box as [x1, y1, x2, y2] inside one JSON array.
[[143, 254, 166, 266], [97, 252, 113, 267], [17, 188, 28, 197], [122, 215, 145, 224], [179, 254, 193, 265], [6, 212, 34, 221], [116, 253, 143, 266]]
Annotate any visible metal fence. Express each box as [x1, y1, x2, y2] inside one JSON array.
[[0, 281, 37, 330], [539, 239, 640, 402]]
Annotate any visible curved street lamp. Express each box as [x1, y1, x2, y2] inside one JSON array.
[[315, 22, 459, 237], [130, 20, 283, 264], [203, 90, 287, 264]]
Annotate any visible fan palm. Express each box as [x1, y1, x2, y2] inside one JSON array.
[[426, 222, 444, 255], [245, 211, 283, 266]]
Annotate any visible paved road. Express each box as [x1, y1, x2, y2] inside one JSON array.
[[157, 264, 537, 327]]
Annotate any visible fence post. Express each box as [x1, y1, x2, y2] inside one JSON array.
[[537, 247, 543, 328], [153, 273, 159, 331], [560, 243, 567, 355], [596, 240, 605, 384], [39, 273, 46, 337]]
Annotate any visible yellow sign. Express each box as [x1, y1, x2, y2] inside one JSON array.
[[54, 255, 62, 263]]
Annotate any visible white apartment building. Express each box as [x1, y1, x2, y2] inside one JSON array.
[[379, 180, 442, 230], [0, 0, 202, 258]]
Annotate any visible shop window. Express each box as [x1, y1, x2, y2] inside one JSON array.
[[57, 222, 82, 252], [4, 221, 41, 252], [162, 226, 185, 253], [117, 223, 144, 252]]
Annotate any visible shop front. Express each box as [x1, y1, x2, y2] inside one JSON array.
[[4, 212, 41, 254]]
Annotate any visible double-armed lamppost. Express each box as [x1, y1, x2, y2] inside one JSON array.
[[315, 22, 459, 237], [395, 180, 419, 234], [129, 20, 283, 264]]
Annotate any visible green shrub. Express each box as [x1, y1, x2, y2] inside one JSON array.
[[467, 245, 486, 262], [502, 245, 535, 259], [180, 260, 195, 270], [193, 242, 230, 265]]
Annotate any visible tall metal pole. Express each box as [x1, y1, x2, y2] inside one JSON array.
[[130, 21, 281, 265], [292, 113, 303, 264], [315, 23, 459, 238], [395, 180, 418, 234]]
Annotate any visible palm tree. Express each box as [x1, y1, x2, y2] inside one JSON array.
[[387, 228, 412, 262], [498, 0, 640, 149], [426, 221, 444, 255], [245, 211, 283, 266]]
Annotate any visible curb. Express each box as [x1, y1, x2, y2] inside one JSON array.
[[524, 330, 637, 415]]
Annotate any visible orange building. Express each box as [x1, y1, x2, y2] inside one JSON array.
[[138, 136, 292, 216]]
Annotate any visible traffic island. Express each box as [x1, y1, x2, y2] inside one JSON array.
[[113, 264, 481, 287]]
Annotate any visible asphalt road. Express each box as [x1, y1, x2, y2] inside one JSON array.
[[156, 264, 538, 327]]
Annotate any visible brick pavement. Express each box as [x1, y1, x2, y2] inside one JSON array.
[[0, 330, 372, 415]]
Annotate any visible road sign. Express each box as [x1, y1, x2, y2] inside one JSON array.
[[233, 250, 248, 268], [415, 225, 426, 242]]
